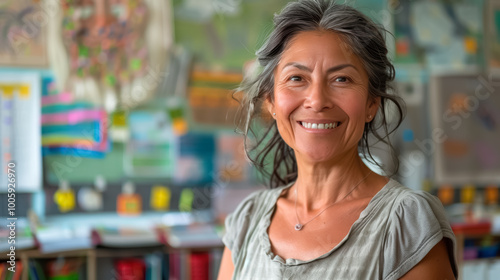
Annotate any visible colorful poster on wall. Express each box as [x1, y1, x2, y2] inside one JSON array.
[[188, 70, 241, 129], [394, 1, 482, 70], [0, 72, 41, 192], [47, 0, 173, 110], [430, 73, 500, 184], [0, 0, 48, 66], [124, 110, 178, 177]]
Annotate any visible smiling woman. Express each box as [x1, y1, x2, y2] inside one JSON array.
[[270, 31, 376, 167], [218, 1, 458, 279]]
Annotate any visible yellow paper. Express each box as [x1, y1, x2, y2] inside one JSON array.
[[172, 118, 188, 135], [461, 185, 475, 204], [54, 190, 75, 212], [18, 84, 30, 98], [1, 85, 15, 98], [150, 185, 171, 211], [464, 37, 478, 54], [112, 111, 127, 127]]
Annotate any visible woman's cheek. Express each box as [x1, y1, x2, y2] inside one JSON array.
[[274, 94, 301, 116]]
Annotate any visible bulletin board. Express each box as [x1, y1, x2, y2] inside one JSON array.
[[430, 73, 500, 184]]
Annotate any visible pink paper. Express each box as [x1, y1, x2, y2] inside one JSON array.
[[41, 109, 103, 125], [41, 92, 74, 106]]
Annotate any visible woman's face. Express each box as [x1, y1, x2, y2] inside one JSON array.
[[268, 30, 379, 164]]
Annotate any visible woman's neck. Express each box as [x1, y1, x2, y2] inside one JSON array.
[[292, 153, 373, 211]]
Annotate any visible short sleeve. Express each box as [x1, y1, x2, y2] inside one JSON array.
[[383, 191, 459, 280], [222, 190, 262, 263]]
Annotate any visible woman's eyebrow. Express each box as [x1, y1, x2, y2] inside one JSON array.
[[281, 62, 358, 73]]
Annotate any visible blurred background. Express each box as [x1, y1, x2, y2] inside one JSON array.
[[0, 0, 499, 279]]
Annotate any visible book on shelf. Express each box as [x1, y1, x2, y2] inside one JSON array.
[[0, 227, 35, 253], [34, 226, 92, 253], [144, 253, 163, 280], [159, 224, 224, 249], [28, 260, 46, 280], [0, 261, 23, 280], [190, 252, 210, 280], [168, 249, 221, 280], [92, 226, 161, 248], [115, 258, 146, 280]]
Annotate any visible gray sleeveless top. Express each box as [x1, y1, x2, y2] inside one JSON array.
[[222, 179, 459, 279]]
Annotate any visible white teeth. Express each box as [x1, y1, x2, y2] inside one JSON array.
[[301, 122, 339, 130]]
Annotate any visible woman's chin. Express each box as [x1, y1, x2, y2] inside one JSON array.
[[296, 149, 337, 164], [294, 143, 357, 165]]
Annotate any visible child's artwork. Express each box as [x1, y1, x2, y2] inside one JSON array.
[[394, 1, 482, 70], [0, 0, 48, 66], [430, 73, 500, 184], [48, 0, 173, 110]]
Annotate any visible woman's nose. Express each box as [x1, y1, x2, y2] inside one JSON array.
[[303, 82, 333, 112]]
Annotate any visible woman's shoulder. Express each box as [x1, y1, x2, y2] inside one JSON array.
[[380, 180, 458, 280], [383, 179, 446, 215], [228, 185, 287, 218], [367, 178, 452, 233], [375, 179, 442, 210], [222, 185, 286, 259]]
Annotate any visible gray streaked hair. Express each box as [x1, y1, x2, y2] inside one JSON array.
[[235, 0, 405, 188]]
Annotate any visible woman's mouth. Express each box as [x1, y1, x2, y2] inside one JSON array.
[[299, 121, 342, 130]]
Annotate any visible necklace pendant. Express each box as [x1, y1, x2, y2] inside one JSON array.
[[295, 224, 303, 231]]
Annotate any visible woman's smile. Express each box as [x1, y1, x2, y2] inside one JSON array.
[[297, 120, 342, 132]]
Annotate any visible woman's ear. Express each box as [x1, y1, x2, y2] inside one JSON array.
[[265, 97, 276, 119], [366, 96, 380, 122]]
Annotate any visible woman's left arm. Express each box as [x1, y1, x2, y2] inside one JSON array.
[[399, 239, 456, 280]]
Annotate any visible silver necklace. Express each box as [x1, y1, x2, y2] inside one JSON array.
[[294, 171, 372, 231]]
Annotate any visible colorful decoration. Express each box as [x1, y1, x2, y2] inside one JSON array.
[[117, 181, 142, 216], [179, 188, 194, 212], [461, 185, 476, 204], [48, 0, 173, 110], [77, 187, 102, 211], [53, 180, 75, 213], [60, 0, 149, 85], [150, 185, 171, 211], [438, 185, 455, 205], [485, 185, 499, 205], [41, 84, 110, 158]]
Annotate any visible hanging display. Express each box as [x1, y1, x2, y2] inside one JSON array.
[[47, 0, 173, 111]]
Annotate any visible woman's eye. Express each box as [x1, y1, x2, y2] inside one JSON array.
[[335, 76, 348, 83], [289, 76, 302, 82]]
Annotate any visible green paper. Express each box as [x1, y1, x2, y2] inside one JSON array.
[[179, 188, 194, 212], [130, 59, 142, 71]]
